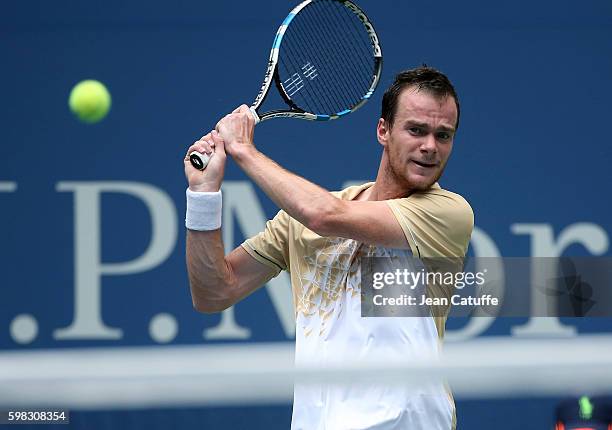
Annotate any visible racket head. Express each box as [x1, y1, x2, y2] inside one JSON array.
[[253, 0, 383, 122]]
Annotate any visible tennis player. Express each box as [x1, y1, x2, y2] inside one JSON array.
[[184, 66, 473, 430]]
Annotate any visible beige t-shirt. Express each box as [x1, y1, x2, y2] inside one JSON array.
[[241, 182, 473, 430]]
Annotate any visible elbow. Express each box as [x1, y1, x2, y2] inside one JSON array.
[[186, 255, 238, 313], [192, 294, 233, 314], [189, 277, 235, 314], [304, 197, 344, 237]]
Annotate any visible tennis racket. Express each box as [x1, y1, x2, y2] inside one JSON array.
[[189, 0, 383, 170]]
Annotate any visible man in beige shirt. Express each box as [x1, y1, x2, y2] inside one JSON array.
[[184, 66, 473, 430]]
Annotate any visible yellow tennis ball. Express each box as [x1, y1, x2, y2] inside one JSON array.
[[68, 80, 112, 123]]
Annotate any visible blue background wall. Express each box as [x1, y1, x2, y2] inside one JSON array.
[[2, 0, 611, 428]]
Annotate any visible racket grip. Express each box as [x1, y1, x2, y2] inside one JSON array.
[[191, 108, 258, 170], [189, 151, 211, 171]]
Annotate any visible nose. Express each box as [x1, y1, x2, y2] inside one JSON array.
[[419, 133, 437, 153]]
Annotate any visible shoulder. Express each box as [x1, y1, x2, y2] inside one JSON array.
[[393, 185, 472, 223], [331, 182, 375, 200], [417, 187, 474, 225], [387, 184, 474, 257]]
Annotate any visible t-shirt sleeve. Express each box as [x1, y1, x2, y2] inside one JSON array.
[[241, 209, 291, 275], [386, 190, 474, 257]]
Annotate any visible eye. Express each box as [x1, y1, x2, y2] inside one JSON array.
[[408, 127, 424, 136], [436, 131, 452, 141]]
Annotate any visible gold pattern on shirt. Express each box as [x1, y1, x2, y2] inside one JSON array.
[[297, 237, 358, 326]]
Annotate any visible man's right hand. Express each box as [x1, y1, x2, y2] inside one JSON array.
[[184, 130, 227, 192]]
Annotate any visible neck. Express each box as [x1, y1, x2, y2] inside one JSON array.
[[357, 151, 414, 201]]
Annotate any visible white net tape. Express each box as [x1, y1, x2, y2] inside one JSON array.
[[1, 335, 611, 409]]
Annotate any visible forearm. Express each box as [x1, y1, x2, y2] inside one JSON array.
[[233, 146, 340, 231], [186, 228, 234, 313]]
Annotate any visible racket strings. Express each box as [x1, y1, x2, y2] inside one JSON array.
[[328, 2, 377, 81], [290, 4, 358, 114], [323, 2, 374, 91], [331, 2, 377, 65], [277, 0, 378, 116], [280, 13, 342, 114], [293, 5, 362, 111], [305, 3, 371, 103], [303, 1, 372, 106], [278, 17, 330, 114]]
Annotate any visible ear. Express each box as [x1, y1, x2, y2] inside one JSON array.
[[377, 118, 390, 147]]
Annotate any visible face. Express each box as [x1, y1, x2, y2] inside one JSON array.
[[377, 87, 458, 191]]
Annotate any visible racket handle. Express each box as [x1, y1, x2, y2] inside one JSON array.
[[189, 151, 211, 171], [190, 108, 258, 171]]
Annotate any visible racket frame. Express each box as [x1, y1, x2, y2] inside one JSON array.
[[251, 0, 383, 123]]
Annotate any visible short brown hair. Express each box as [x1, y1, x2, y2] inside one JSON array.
[[381, 66, 460, 129]]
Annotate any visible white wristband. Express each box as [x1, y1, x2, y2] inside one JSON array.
[[185, 188, 222, 231]]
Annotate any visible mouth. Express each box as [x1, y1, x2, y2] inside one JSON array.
[[412, 159, 438, 168]]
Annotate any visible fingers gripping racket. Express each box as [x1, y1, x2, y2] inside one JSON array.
[[189, 0, 383, 170]]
